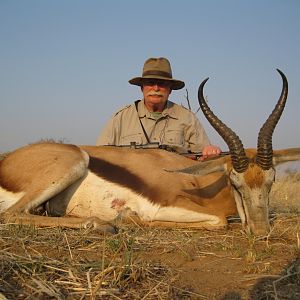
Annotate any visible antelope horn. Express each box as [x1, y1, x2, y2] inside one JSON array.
[[256, 69, 288, 170], [198, 78, 249, 173]]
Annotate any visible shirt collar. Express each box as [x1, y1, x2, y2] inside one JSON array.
[[137, 100, 178, 119]]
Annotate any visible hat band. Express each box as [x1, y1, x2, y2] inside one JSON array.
[[142, 70, 172, 79]]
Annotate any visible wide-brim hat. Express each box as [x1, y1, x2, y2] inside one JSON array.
[[129, 57, 185, 90]]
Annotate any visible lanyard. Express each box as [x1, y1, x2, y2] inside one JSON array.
[[134, 100, 151, 144]]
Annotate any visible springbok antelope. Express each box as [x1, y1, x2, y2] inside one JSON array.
[[0, 70, 299, 236]]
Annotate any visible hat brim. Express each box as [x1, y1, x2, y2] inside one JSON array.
[[129, 75, 185, 90]]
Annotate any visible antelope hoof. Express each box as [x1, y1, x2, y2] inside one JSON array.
[[83, 217, 118, 234]]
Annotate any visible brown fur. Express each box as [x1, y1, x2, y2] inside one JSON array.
[[244, 164, 265, 189], [82, 146, 236, 214], [1, 143, 300, 233], [0, 143, 84, 193], [0, 143, 237, 231]]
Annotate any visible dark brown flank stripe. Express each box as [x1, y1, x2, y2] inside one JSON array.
[[88, 156, 160, 203]]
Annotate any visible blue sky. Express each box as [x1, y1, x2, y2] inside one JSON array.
[[1, 0, 299, 152]]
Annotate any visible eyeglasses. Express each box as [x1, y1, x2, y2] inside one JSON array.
[[142, 79, 171, 87]]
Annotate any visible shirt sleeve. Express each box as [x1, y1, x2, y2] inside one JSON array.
[[96, 116, 118, 146]]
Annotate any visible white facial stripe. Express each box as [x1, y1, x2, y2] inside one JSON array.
[[250, 187, 268, 207], [233, 189, 247, 225]]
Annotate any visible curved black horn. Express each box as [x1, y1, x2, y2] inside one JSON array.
[[256, 69, 288, 170], [198, 78, 249, 173]]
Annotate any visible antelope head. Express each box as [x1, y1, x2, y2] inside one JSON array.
[[198, 69, 288, 236]]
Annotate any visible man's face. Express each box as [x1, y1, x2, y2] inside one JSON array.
[[141, 79, 172, 109]]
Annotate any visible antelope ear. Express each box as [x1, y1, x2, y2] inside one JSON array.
[[165, 157, 227, 176], [273, 147, 300, 166]]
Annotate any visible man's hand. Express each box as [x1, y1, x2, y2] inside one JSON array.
[[200, 145, 221, 161]]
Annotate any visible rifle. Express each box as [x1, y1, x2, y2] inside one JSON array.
[[108, 142, 229, 160]]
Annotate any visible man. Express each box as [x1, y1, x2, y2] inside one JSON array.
[[96, 57, 221, 159]]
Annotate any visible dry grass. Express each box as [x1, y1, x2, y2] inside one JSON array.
[[0, 226, 177, 299], [270, 171, 300, 214], [0, 152, 8, 160], [0, 214, 299, 299]]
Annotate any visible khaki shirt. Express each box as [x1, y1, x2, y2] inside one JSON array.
[[96, 100, 210, 152]]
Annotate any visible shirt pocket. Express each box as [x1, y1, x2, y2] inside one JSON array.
[[120, 133, 144, 145], [163, 130, 184, 146]]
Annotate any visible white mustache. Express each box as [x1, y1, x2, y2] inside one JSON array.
[[147, 92, 164, 97]]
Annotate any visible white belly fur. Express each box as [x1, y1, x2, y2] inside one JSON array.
[[65, 171, 221, 225], [0, 187, 25, 213], [64, 171, 161, 221]]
